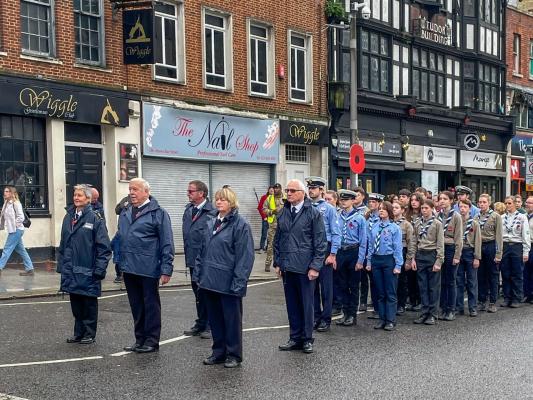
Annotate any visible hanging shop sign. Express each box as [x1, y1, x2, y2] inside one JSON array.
[[463, 133, 480, 150], [119, 143, 139, 182], [123, 8, 155, 64], [511, 133, 533, 157], [460, 150, 503, 170], [143, 102, 280, 164], [280, 120, 328, 146]]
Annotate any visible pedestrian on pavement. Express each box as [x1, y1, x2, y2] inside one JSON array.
[[523, 195, 533, 304], [58, 184, 111, 344], [257, 186, 273, 253], [500, 196, 530, 308], [275, 179, 326, 354], [335, 190, 367, 327], [263, 183, 285, 272], [91, 188, 105, 221], [437, 191, 463, 321], [404, 192, 424, 311], [407, 199, 444, 326], [325, 190, 339, 210], [453, 186, 480, 218], [366, 201, 403, 331], [306, 177, 341, 333], [456, 199, 481, 317], [118, 178, 175, 353], [194, 187, 254, 369], [476, 194, 502, 313], [392, 201, 413, 315], [0, 186, 34, 276], [182, 180, 215, 339]]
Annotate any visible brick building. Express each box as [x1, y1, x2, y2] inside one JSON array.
[[0, 0, 328, 257]]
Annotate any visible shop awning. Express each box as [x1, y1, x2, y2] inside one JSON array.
[[463, 168, 506, 178]]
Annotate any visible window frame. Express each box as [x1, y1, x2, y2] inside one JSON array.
[[478, 63, 500, 113], [412, 47, 446, 105], [288, 30, 313, 104], [392, 42, 409, 96], [247, 20, 275, 98], [529, 39, 533, 79], [153, 1, 186, 84], [359, 30, 391, 95], [20, 0, 56, 58], [202, 7, 233, 91], [73, 0, 105, 66], [513, 33, 521, 75]]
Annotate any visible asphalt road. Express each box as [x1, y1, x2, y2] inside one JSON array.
[[0, 280, 532, 400]]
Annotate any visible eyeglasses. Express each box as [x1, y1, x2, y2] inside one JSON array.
[[285, 189, 303, 194]]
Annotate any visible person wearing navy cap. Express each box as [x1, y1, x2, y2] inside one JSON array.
[[306, 177, 341, 333], [335, 189, 367, 327], [453, 186, 480, 218]]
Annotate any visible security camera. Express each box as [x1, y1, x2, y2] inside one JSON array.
[[361, 5, 371, 19]]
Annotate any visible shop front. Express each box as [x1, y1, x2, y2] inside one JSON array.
[[459, 150, 504, 202], [510, 132, 533, 196], [141, 102, 280, 251], [0, 75, 134, 259]]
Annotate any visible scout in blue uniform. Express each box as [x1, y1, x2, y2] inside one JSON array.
[[335, 190, 367, 327], [453, 186, 480, 218], [306, 177, 341, 332], [367, 201, 403, 331]]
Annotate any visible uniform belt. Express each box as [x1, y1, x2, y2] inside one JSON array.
[[482, 240, 495, 244], [340, 244, 359, 251]]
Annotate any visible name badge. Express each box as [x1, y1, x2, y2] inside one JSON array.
[[83, 223, 94, 230]]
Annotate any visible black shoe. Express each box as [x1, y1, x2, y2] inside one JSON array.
[[123, 343, 142, 352], [316, 321, 330, 332], [302, 342, 313, 354], [478, 302, 487, 312], [500, 301, 511, 308], [203, 355, 225, 365], [279, 340, 303, 351], [469, 309, 478, 317], [359, 304, 367, 312], [412, 304, 422, 312], [113, 276, 123, 284], [342, 316, 355, 326], [135, 345, 158, 353], [66, 336, 82, 343], [384, 323, 395, 331], [373, 321, 386, 329], [313, 320, 320, 330], [367, 311, 380, 320], [331, 308, 342, 317], [424, 316, 436, 325], [184, 326, 202, 336], [413, 315, 428, 324], [199, 330, 212, 339], [509, 302, 520, 308], [224, 357, 241, 368], [80, 337, 95, 344], [396, 307, 405, 315], [335, 315, 347, 325]]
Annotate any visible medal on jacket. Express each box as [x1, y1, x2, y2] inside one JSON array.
[[504, 212, 519, 234], [419, 217, 435, 238], [438, 209, 454, 230], [478, 209, 493, 230], [463, 217, 473, 241]]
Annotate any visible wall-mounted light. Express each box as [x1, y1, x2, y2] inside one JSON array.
[[481, 134, 487, 142], [378, 132, 385, 147], [402, 135, 410, 151]]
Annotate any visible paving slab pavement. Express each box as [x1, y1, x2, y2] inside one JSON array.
[[0, 251, 276, 300]]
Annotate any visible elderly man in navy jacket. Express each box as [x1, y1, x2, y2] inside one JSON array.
[[118, 178, 175, 353], [275, 179, 327, 354]]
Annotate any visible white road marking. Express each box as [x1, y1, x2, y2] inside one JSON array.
[[0, 394, 31, 400], [243, 325, 289, 332], [0, 356, 103, 369]]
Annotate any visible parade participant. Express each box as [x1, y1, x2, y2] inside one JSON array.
[[275, 179, 326, 354], [415, 187, 428, 198], [194, 187, 254, 368], [524, 196, 533, 304], [453, 186, 480, 217], [119, 178, 175, 353], [398, 189, 411, 210], [456, 199, 481, 317], [306, 177, 341, 333], [263, 183, 285, 272], [182, 180, 216, 339], [353, 187, 369, 215], [515, 195, 526, 214], [392, 201, 413, 315], [58, 184, 111, 344], [387, 194, 399, 203], [405, 192, 424, 225], [437, 191, 463, 321], [325, 190, 339, 209], [404, 192, 425, 311], [90, 187, 105, 221], [407, 199, 444, 325], [367, 201, 403, 331], [362, 193, 383, 318], [493, 202, 505, 215], [334, 190, 367, 327], [500, 196, 530, 308], [477, 194, 502, 313]]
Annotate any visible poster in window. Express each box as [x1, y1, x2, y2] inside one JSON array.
[[119, 143, 139, 181]]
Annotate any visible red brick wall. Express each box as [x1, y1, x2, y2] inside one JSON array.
[[506, 7, 533, 86], [0, 0, 328, 121]]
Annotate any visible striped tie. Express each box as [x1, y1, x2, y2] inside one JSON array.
[[374, 224, 384, 252]]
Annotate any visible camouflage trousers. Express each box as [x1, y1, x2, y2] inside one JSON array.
[[265, 221, 277, 270]]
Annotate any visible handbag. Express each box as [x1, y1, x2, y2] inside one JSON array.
[[12, 203, 31, 228]]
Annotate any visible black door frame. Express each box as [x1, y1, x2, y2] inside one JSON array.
[[65, 142, 104, 205]]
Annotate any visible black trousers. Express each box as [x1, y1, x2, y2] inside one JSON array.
[[283, 271, 316, 343], [337, 247, 361, 317], [501, 243, 524, 304], [189, 267, 209, 331], [204, 290, 243, 361], [124, 273, 161, 348], [416, 250, 441, 318], [397, 247, 408, 308], [70, 293, 98, 339]]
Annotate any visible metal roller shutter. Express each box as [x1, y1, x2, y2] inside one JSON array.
[[142, 158, 210, 252], [211, 163, 270, 247]]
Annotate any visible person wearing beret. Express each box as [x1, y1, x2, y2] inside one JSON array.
[[453, 186, 480, 218]]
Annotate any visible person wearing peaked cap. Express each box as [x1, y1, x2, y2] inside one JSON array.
[[453, 186, 480, 218], [368, 193, 385, 202], [306, 177, 341, 333], [338, 189, 357, 200]]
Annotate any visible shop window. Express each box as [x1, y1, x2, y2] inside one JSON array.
[[154, 1, 186, 83], [289, 31, 313, 103], [203, 9, 233, 90], [285, 144, 308, 163], [513, 34, 520, 75], [248, 22, 274, 97], [74, 0, 104, 65], [21, 0, 55, 57], [412, 48, 445, 105], [0, 115, 47, 211], [360, 30, 390, 94]]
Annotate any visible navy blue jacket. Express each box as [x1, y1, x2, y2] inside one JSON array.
[[274, 197, 327, 274], [57, 204, 111, 297], [118, 197, 175, 279], [193, 209, 255, 297], [91, 200, 105, 223], [182, 200, 216, 268]]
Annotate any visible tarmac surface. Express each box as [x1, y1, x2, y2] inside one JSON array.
[[0, 279, 532, 400]]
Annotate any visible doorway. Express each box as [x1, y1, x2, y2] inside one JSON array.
[[65, 146, 103, 205]]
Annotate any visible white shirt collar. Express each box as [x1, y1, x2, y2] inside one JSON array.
[[137, 199, 150, 208], [291, 200, 305, 213], [195, 199, 207, 210]]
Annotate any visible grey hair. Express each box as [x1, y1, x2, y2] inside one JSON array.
[[74, 184, 93, 200], [130, 177, 151, 191], [287, 179, 307, 192]]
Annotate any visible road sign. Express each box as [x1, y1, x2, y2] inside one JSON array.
[[349, 144, 365, 174]]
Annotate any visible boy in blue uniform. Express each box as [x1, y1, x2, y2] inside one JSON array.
[[335, 190, 367, 327]]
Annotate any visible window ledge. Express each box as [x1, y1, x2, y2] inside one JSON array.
[[154, 77, 186, 86], [73, 62, 112, 73], [288, 99, 312, 106], [513, 72, 523, 78], [529, 76, 533, 81], [20, 54, 63, 65], [204, 85, 234, 94], [249, 92, 275, 100]]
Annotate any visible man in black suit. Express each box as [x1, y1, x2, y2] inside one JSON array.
[[182, 180, 215, 339]]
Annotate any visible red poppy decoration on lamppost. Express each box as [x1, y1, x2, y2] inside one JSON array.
[[349, 144, 365, 174]]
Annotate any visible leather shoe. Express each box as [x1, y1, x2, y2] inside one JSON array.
[[135, 345, 158, 353], [413, 315, 428, 324], [123, 343, 142, 352], [469, 309, 478, 317], [367, 311, 380, 320], [184, 326, 202, 336], [313, 320, 320, 330], [224, 357, 241, 368], [302, 342, 313, 354], [203, 355, 225, 365], [383, 323, 395, 331], [199, 330, 212, 339], [424, 316, 436, 325], [342, 316, 355, 326], [66, 336, 82, 343], [279, 340, 303, 351], [80, 337, 95, 344], [316, 321, 330, 332], [373, 321, 385, 329]]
